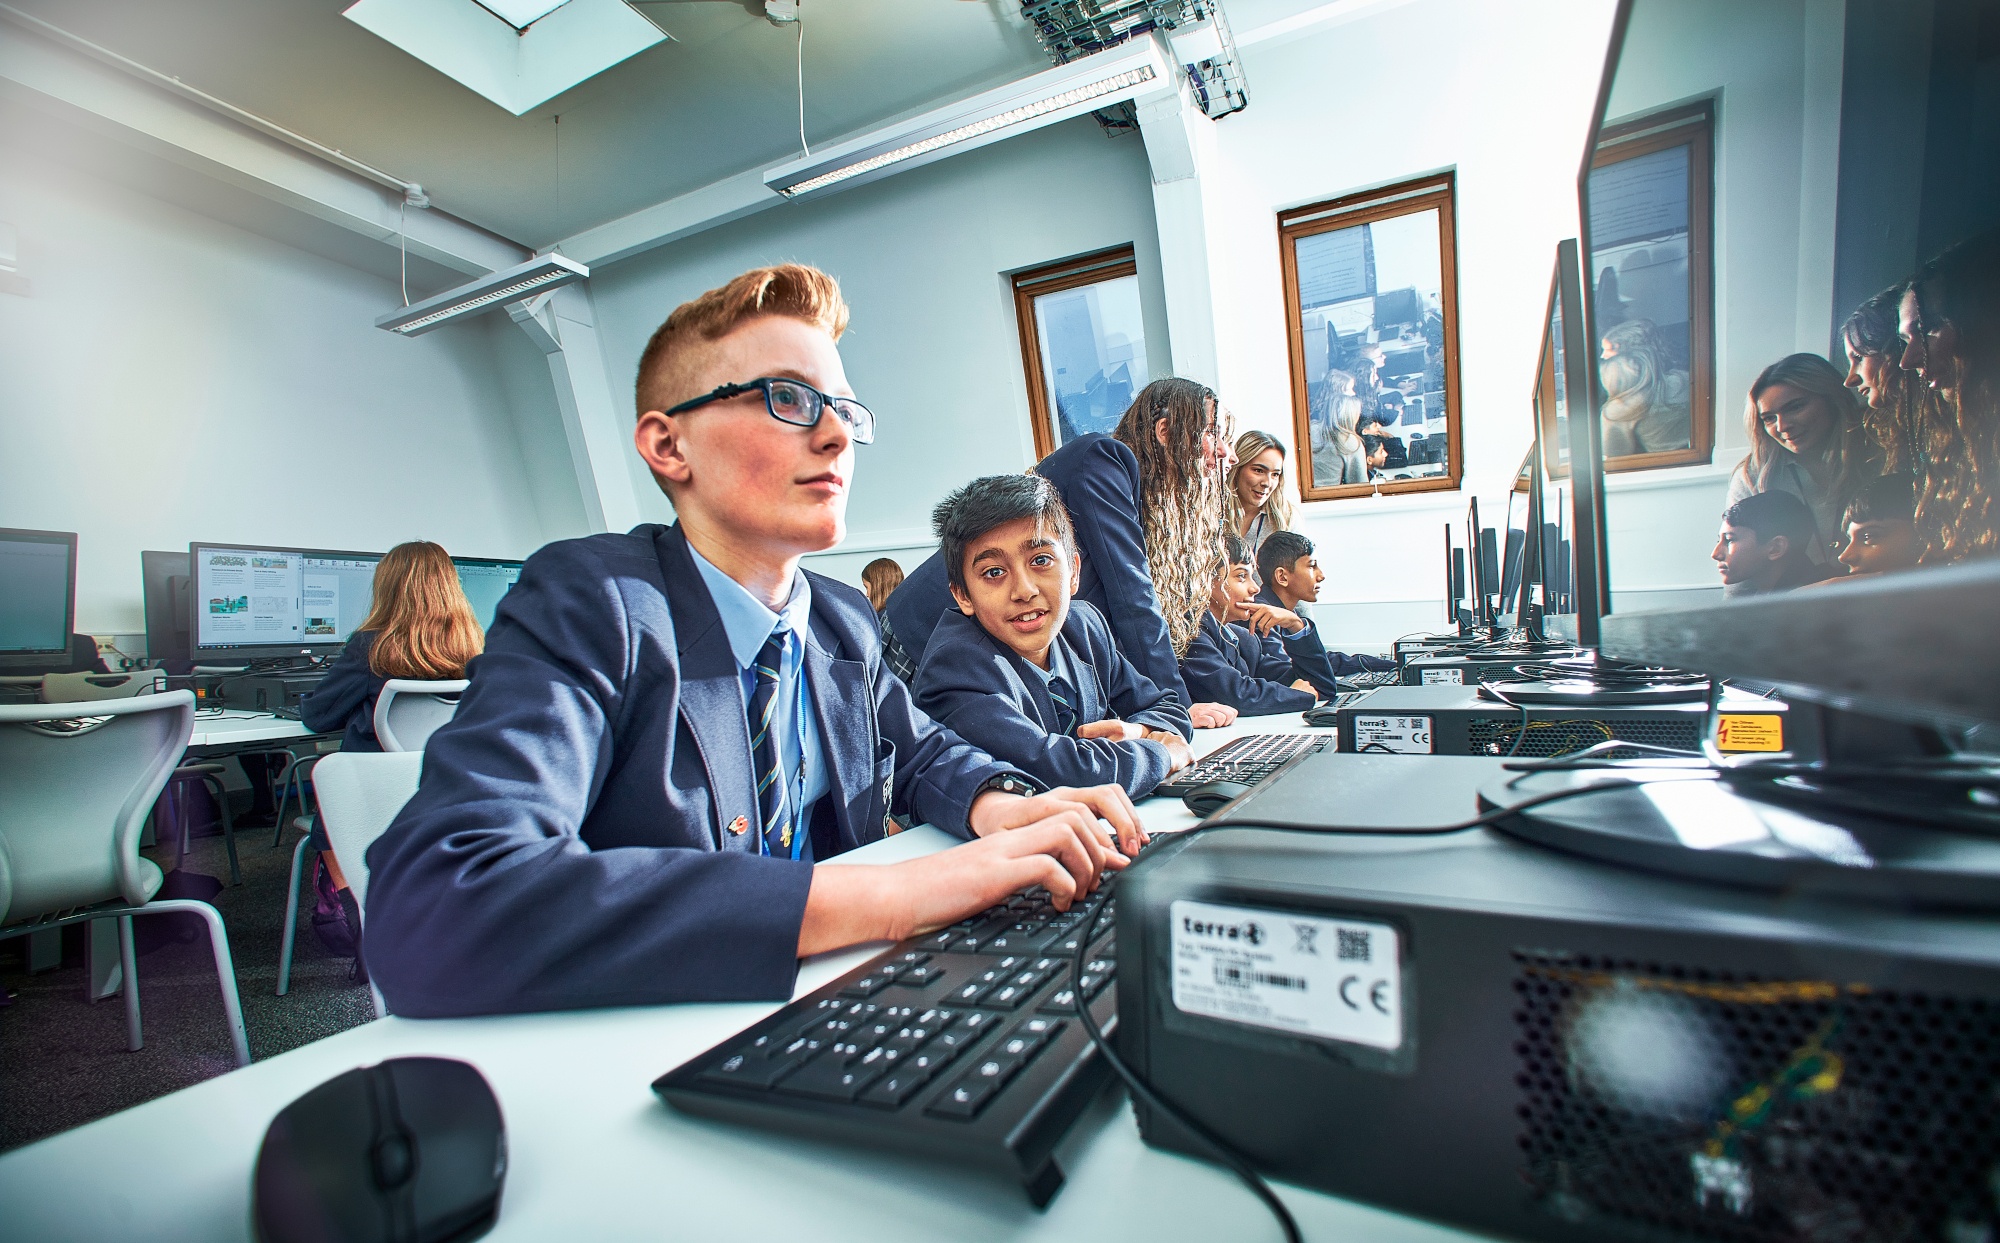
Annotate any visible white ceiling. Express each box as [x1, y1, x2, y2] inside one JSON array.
[[8, 0, 1054, 249]]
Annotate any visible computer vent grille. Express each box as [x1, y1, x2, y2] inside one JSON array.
[[1511, 951, 2000, 1241], [1469, 716, 1700, 759]]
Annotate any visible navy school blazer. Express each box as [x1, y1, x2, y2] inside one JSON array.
[[298, 629, 387, 752], [884, 433, 1189, 705], [1179, 612, 1317, 716], [911, 601, 1194, 800], [1252, 585, 1396, 680], [363, 523, 1015, 1018]]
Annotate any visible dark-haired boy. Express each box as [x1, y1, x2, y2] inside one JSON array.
[[1714, 490, 1832, 596], [1834, 474, 1919, 579], [1253, 530, 1395, 688], [1180, 533, 1318, 715], [913, 475, 1195, 800]]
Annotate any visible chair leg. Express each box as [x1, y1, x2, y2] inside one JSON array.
[[119, 916, 142, 1052], [142, 898, 251, 1068], [276, 835, 310, 996], [199, 774, 242, 886]]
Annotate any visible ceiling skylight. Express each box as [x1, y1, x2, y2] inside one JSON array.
[[470, 0, 574, 31], [344, 0, 666, 115]]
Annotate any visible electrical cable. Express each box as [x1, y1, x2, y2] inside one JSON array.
[[398, 198, 409, 307], [795, 0, 810, 158]]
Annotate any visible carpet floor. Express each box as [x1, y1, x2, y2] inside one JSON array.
[[0, 811, 376, 1153]]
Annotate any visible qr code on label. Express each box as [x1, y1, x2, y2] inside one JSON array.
[[1337, 928, 1372, 961]]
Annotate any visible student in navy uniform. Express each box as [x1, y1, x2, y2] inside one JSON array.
[[364, 264, 1142, 1018], [1252, 530, 1395, 685], [886, 378, 1241, 730], [912, 474, 1194, 801], [301, 541, 484, 752], [1179, 532, 1318, 716]]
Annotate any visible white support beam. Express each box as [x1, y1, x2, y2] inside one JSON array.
[[563, 168, 779, 269], [0, 20, 525, 277], [1137, 71, 1227, 390], [509, 285, 644, 534]]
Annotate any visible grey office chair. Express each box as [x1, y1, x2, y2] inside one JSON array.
[[372, 679, 469, 753], [39, 669, 167, 702], [276, 751, 422, 1017], [0, 691, 252, 1067]]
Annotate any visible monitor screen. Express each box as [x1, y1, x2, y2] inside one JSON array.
[[191, 543, 380, 655], [453, 557, 523, 631], [0, 529, 76, 656]]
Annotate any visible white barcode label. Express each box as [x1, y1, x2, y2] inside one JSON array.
[[1420, 667, 1463, 685], [1170, 900, 1402, 1049], [1351, 714, 1433, 753]]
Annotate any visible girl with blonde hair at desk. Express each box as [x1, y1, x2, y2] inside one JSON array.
[[1311, 370, 1370, 486], [1227, 428, 1294, 570]]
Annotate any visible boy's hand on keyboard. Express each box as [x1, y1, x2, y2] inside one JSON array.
[[969, 783, 1145, 859], [1145, 729, 1195, 773], [1188, 702, 1238, 729]]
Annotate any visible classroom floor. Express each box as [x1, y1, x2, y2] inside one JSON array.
[[0, 806, 377, 1153]]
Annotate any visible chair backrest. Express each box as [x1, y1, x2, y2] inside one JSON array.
[[373, 679, 469, 753], [0, 692, 195, 924], [41, 669, 167, 703], [311, 751, 423, 914]]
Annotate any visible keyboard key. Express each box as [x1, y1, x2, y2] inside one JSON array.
[[1037, 986, 1078, 1014], [984, 982, 1034, 1010], [838, 972, 894, 999], [897, 963, 946, 987], [895, 951, 933, 967], [858, 1067, 934, 1110], [916, 930, 959, 952], [697, 1051, 801, 1090], [925, 1076, 999, 1120], [948, 980, 991, 1007], [778, 1055, 887, 1103]]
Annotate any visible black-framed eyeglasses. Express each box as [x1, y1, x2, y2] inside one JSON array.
[[663, 377, 875, 444]]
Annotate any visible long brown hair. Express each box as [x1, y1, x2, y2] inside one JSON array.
[[362, 541, 484, 680], [1227, 429, 1294, 535], [860, 557, 903, 612], [1737, 354, 1875, 520], [1843, 285, 1960, 562], [1110, 377, 1232, 658]]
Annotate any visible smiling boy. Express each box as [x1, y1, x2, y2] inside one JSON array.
[[364, 266, 1142, 1017], [912, 474, 1194, 800]]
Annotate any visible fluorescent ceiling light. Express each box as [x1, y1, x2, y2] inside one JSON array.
[[343, 0, 665, 115], [377, 254, 589, 336], [471, 0, 572, 30], [764, 42, 1168, 201]]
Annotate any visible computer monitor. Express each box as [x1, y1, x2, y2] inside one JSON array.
[[1373, 286, 1421, 331], [189, 542, 381, 661], [141, 550, 192, 668], [453, 556, 523, 631], [0, 528, 77, 671]]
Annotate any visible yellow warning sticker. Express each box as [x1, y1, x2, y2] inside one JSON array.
[[1715, 714, 1784, 753]]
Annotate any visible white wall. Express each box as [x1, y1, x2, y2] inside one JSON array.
[[1192, 0, 1622, 645], [0, 134, 587, 640], [587, 115, 1172, 586]]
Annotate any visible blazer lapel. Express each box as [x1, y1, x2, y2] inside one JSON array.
[[652, 526, 759, 851]]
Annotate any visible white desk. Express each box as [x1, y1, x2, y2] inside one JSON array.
[[187, 710, 320, 749], [0, 717, 1486, 1242]]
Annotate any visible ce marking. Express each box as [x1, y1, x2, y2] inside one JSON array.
[[1338, 975, 1394, 1015]]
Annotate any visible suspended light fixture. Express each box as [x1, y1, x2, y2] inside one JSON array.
[[763, 41, 1167, 202], [375, 254, 589, 336]]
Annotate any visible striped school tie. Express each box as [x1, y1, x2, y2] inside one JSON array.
[[749, 630, 793, 856], [1047, 674, 1078, 737]]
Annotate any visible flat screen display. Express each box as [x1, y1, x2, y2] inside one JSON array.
[[453, 557, 523, 631], [191, 543, 380, 654], [0, 530, 75, 655]]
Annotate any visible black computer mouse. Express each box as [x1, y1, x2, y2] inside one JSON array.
[[1183, 779, 1256, 819], [254, 1057, 506, 1243], [1303, 702, 1343, 727]]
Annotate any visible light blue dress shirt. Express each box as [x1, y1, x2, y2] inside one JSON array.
[[688, 548, 830, 855]]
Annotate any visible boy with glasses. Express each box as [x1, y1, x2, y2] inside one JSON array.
[[364, 265, 1141, 1017]]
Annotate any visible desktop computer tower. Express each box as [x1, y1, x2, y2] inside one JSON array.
[[1329, 684, 1803, 759], [1401, 649, 1583, 687], [229, 671, 327, 717], [1117, 824, 2000, 1243]]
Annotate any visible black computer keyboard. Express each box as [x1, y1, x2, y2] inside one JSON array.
[[655, 874, 1130, 1206], [1154, 731, 1333, 798]]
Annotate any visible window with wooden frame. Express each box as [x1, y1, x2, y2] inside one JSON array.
[[1281, 173, 1464, 501], [1585, 99, 1715, 472], [1011, 246, 1151, 460]]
